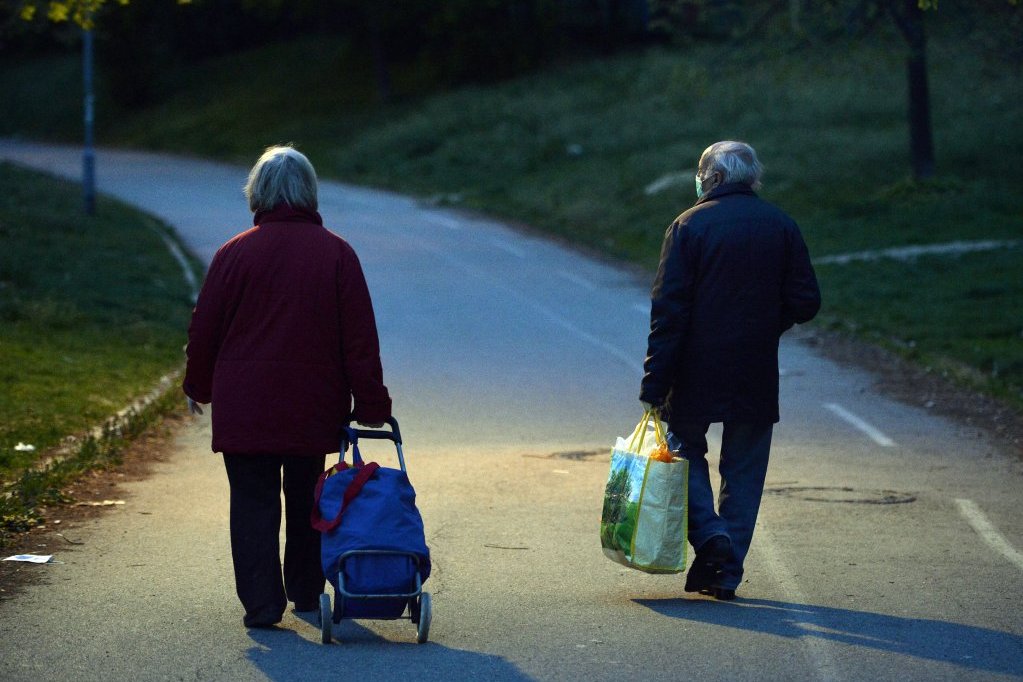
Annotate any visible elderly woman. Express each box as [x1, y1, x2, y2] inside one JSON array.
[[183, 145, 391, 628]]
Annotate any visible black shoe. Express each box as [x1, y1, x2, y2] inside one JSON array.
[[698, 586, 737, 600], [244, 619, 281, 629], [243, 611, 283, 628], [684, 535, 731, 593]]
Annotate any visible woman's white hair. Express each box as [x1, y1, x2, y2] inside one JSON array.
[[698, 140, 764, 190], [245, 145, 318, 213]]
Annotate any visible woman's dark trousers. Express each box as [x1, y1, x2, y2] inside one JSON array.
[[222, 453, 326, 627]]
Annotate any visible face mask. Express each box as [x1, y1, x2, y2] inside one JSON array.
[[695, 174, 704, 199]]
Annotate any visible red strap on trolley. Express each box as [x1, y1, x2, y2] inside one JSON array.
[[310, 461, 380, 533]]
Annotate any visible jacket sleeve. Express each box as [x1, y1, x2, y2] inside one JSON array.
[[640, 220, 696, 406], [337, 247, 392, 424], [780, 222, 822, 333], [182, 254, 228, 404]]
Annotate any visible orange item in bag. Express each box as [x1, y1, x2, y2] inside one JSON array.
[[649, 443, 674, 462]]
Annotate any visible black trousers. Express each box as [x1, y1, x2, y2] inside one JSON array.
[[222, 453, 326, 626]]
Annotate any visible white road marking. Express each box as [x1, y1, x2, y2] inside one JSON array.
[[955, 498, 1023, 571], [823, 403, 895, 447], [424, 214, 463, 230], [490, 238, 526, 258], [757, 524, 841, 681], [555, 271, 596, 290], [415, 239, 644, 376], [425, 212, 527, 258], [815, 239, 1020, 266], [513, 291, 643, 375]]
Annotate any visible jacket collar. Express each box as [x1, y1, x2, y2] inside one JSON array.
[[253, 203, 323, 226], [694, 182, 756, 207]]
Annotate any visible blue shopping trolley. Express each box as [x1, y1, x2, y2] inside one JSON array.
[[312, 417, 432, 644]]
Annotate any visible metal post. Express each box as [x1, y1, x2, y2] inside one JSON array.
[[82, 24, 96, 215]]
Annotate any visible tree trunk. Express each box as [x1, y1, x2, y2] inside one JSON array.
[[891, 0, 935, 180]]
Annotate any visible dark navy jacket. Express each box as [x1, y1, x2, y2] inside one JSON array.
[[640, 183, 820, 425]]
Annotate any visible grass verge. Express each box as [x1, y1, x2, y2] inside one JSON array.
[[0, 163, 197, 542], [0, 388, 180, 544]]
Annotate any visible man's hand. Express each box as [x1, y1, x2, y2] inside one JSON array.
[[641, 400, 661, 415], [187, 397, 205, 416]]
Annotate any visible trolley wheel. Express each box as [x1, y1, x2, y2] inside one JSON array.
[[416, 592, 432, 644], [319, 593, 332, 644]]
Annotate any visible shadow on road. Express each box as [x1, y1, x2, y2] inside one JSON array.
[[245, 620, 536, 681], [634, 597, 1023, 677]]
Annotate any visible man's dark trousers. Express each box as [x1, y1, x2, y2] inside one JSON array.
[[223, 453, 326, 626], [671, 422, 774, 591]]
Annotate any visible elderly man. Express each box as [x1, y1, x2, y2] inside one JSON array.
[[640, 140, 820, 600]]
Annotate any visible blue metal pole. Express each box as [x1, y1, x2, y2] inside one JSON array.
[[82, 25, 96, 215]]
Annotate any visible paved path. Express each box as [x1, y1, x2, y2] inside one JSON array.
[[1, 140, 1021, 681]]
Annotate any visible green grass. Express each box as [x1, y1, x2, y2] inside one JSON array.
[[2, 23, 1021, 406], [816, 247, 1023, 402], [0, 388, 181, 540], [0, 163, 198, 479]]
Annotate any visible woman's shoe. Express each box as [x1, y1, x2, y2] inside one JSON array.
[[243, 610, 283, 628]]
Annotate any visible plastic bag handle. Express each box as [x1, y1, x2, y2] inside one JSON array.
[[627, 408, 667, 454], [652, 413, 667, 445]]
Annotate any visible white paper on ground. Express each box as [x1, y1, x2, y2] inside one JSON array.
[[3, 554, 53, 563]]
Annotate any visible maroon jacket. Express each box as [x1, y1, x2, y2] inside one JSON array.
[[183, 205, 391, 455]]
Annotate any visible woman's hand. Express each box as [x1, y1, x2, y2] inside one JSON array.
[[187, 397, 206, 416]]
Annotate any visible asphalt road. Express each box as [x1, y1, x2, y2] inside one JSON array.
[[1, 140, 1021, 681]]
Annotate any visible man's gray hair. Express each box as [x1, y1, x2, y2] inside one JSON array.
[[698, 140, 764, 190], [245, 145, 318, 213]]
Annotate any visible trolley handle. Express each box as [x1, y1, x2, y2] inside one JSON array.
[[342, 416, 402, 448], [340, 417, 407, 473]]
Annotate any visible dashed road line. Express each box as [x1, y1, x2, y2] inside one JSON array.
[[823, 403, 895, 447], [956, 498, 1023, 571], [757, 524, 841, 681], [489, 238, 526, 258], [424, 212, 527, 258], [414, 238, 644, 376], [555, 271, 596, 290], [423, 214, 463, 230]]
